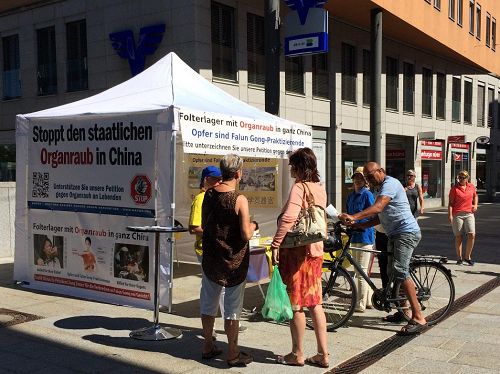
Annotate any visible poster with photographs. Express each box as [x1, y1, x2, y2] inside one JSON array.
[[239, 157, 278, 208], [187, 154, 278, 208], [29, 210, 154, 309]]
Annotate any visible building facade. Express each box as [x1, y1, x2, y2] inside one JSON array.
[[0, 0, 499, 259]]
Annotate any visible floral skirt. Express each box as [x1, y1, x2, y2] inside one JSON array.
[[278, 246, 323, 311]]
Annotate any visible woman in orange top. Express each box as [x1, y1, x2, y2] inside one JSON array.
[[448, 170, 478, 265], [271, 147, 329, 368]]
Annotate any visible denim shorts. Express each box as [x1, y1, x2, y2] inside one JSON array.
[[387, 231, 421, 282], [200, 274, 246, 320]]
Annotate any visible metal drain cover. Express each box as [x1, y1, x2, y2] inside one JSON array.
[[0, 308, 42, 328]]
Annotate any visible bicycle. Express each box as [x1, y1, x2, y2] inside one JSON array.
[[310, 221, 455, 331]]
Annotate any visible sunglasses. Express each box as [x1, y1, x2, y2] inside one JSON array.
[[458, 176, 467, 180], [363, 169, 380, 178], [407, 174, 415, 177]]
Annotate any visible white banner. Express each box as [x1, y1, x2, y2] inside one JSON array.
[[23, 113, 159, 308], [28, 114, 156, 216], [29, 211, 154, 308], [178, 109, 312, 158]]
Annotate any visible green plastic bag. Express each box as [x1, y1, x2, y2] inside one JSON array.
[[261, 265, 293, 322]]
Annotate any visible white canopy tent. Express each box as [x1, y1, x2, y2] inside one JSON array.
[[14, 52, 312, 309]]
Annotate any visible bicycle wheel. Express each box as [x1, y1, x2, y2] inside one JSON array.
[[320, 266, 357, 331], [395, 261, 455, 326]]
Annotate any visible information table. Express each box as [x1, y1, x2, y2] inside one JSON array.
[[126, 225, 188, 341]]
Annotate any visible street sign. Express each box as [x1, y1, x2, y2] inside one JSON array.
[[447, 135, 466, 143], [475, 136, 490, 144], [284, 7, 328, 57]]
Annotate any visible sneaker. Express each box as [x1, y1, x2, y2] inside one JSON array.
[[456, 259, 463, 265], [238, 324, 248, 333], [464, 259, 474, 266]]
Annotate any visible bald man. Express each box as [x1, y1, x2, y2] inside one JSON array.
[[339, 162, 426, 335]]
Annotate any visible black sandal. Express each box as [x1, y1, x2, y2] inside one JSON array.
[[201, 345, 223, 360], [227, 351, 253, 367], [398, 320, 428, 335], [382, 311, 406, 323]]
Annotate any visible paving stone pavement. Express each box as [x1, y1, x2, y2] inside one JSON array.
[[0, 201, 498, 373]]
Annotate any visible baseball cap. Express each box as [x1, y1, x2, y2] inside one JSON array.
[[352, 166, 365, 178], [200, 166, 222, 183]]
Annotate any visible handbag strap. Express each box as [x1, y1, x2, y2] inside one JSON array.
[[301, 182, 316, 207]]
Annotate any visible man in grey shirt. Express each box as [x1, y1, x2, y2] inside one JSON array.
[[339, 162, 426, 335]]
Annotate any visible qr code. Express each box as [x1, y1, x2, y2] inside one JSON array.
[[32, 172, 49, 198]]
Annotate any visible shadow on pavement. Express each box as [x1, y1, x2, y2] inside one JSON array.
[[459, 270, 500, 278], [54, 315, 152, 330], [0, 327, 164, 373], [81, 327, 276, 368]]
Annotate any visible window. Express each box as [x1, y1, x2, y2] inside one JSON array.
[[66, 20, 88, 92], [422, 68, 433, 117], [341, 43, 356, 103], [477, 84, 485, 126], [403, 62, 414, 113], [486, 13, 491, 47], [469, 0, 475, 34], [436, 72, 446, 119], [2, 34, 21, 100], [487, 87, 494, 127], [312, 53, 329, 98], [449, 0, 455, 19], [285, 56, 304, 94], [211, 1, 237, 81], [386, 56, 398, 110], [37, 26, 57, 95], [362, 49, 371, 106], [434, 0, 441, 10], [0, 144, 16, 181], [464, 79, 472, 123], [493, 18, 497, 51], [247, 13, 265, 86], [457, 0, 463, 25], [452, 76, 461, 121], [476, 3, 481, 39]]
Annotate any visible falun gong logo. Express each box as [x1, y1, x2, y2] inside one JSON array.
[[131, 175, 152, 205]]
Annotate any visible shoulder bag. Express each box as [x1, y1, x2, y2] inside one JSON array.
[[280, 182, 327, 248]]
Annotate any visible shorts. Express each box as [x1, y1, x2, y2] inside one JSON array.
[[387, 231, 421, 282], [200, 274, 245, 320], [452, 212, 475, 236]]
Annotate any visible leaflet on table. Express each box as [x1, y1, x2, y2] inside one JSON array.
[[29, 210, 155, 309]]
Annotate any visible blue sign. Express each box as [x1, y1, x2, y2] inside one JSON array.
[[285, 32, 328, 56], [284, 0, 328, 25], [109, 24, 166, 76], [284, 7, 328, 57]]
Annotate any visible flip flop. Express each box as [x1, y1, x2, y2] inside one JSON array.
[[201, 345, 223, 360], [227, 351, 253, 367], [276, 352, 304, 366], [398, 319, 428, 336], [305, 353, 329, 368], [382, 311, 406, 323]]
